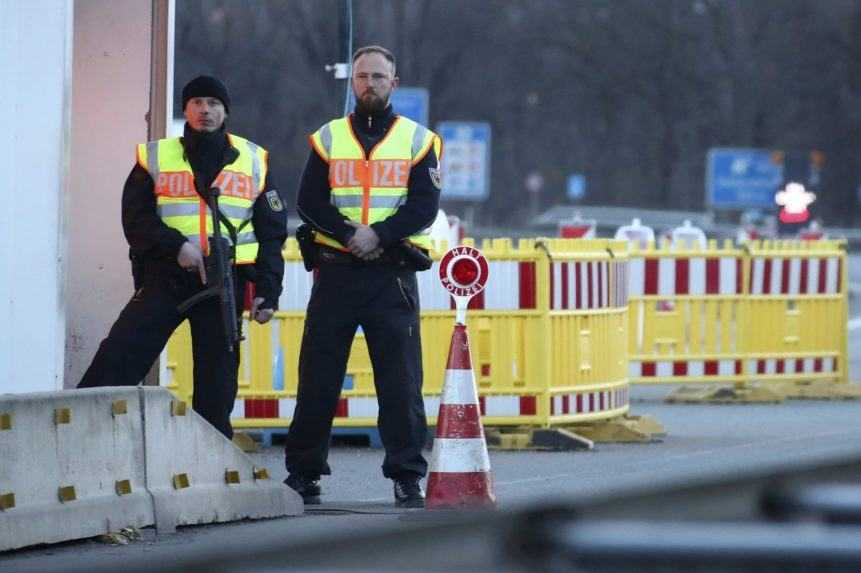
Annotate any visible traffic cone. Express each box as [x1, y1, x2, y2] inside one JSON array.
[[426, 323, 496, 509]]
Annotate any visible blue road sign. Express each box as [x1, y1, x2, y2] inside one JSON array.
[[390, 87, 429, 126], [707, 148, 784, 209], [347, 86, 429, 125], [437, 121, 491, 201], [567, 174, 586, 201]]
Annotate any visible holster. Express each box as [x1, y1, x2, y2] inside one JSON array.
[[295, 224, 319, 271], [398, 242, 433, 271]]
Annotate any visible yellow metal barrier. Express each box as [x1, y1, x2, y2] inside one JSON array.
[[163, 238, 631, 431], [626, 239, 847, 386]]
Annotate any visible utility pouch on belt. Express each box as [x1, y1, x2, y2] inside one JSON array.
[[296, 224, 319, 271], [399, 242, 433, 271]]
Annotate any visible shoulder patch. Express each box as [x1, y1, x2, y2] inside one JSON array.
[[265, 190, 284, 212], [428, 167, 442, 190]]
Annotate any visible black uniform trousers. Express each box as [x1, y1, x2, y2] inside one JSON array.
[[78, 262, 244, 439], [284, 261, 428, 480]]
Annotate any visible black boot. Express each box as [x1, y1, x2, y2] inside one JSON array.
[[285, 474, 322, 505], [393, 476, 425, 508]]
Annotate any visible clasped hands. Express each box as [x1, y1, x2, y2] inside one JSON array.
[[345, 221, 383, 261]]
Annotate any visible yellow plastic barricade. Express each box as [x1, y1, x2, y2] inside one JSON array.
[[627, 238, 746, 384], [626, 238, 848, 386], [163, 238, 631, 431], [540, 239, 630, 425], [743, 240, 847, 384]]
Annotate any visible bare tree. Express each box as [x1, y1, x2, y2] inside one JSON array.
[[175, 0, 861, 225]]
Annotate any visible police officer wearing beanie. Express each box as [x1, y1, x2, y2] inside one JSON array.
[[78, 75, 287, 439], [283, 46, 441, 507]]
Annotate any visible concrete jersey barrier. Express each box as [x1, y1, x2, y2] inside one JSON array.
[[0, 388, 152, 550], [0, 387, 302, 552]]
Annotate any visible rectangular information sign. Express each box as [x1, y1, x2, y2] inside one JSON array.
[[437, 121, 491, 201], [707, 148, 784, 209]]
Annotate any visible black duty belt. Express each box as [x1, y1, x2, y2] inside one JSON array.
[[316, 245, 404, 267]]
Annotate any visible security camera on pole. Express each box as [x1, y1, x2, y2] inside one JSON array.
[[426, 246, 497, 509]]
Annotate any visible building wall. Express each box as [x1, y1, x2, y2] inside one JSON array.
[[65, 0, 154, 387], [0, 1, 73, 393]]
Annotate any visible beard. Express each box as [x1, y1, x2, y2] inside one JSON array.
[[355, 90, 389, 114]]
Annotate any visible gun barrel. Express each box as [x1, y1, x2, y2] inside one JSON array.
[[205, 190, 241, 353]]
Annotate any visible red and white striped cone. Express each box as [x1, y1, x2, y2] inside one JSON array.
[[426, 323, 496, 509]]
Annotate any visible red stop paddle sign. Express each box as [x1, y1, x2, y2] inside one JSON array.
[[439, 246, 489, 299]]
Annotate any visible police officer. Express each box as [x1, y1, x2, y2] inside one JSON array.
[[78, 76, 287, 439], [284, 46, 441, 507]]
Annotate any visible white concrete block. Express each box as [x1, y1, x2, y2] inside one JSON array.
[[139, 388, 302, 533], [0, 388, 152, 551], [0, 387, 302, 551]]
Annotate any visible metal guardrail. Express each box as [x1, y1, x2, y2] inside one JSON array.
[[535, 205, 861, 248], [536, 205, 715, 230]]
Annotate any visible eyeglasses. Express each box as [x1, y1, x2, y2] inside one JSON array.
[[353, 73, 391, 83]]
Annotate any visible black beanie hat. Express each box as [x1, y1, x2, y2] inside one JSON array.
[[182, 75, 231, 113]]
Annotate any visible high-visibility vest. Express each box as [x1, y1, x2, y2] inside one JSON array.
[[136, 134, 268, 264], [309, 115, 441, 251]]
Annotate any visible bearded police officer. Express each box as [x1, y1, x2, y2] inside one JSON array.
[[78, 76, 287, 439], [284, 46, 442, 508]]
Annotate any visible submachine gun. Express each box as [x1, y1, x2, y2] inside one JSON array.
[[176, 187, 242, 352]]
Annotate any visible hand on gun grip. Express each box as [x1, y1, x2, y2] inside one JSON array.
[[178, 242, 207, 284]]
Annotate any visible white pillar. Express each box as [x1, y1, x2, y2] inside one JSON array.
[[0, 1, 74, 392]]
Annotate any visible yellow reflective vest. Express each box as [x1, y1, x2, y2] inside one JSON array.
[[136, 134, 268, 264], [309, 115, 440, 251]]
